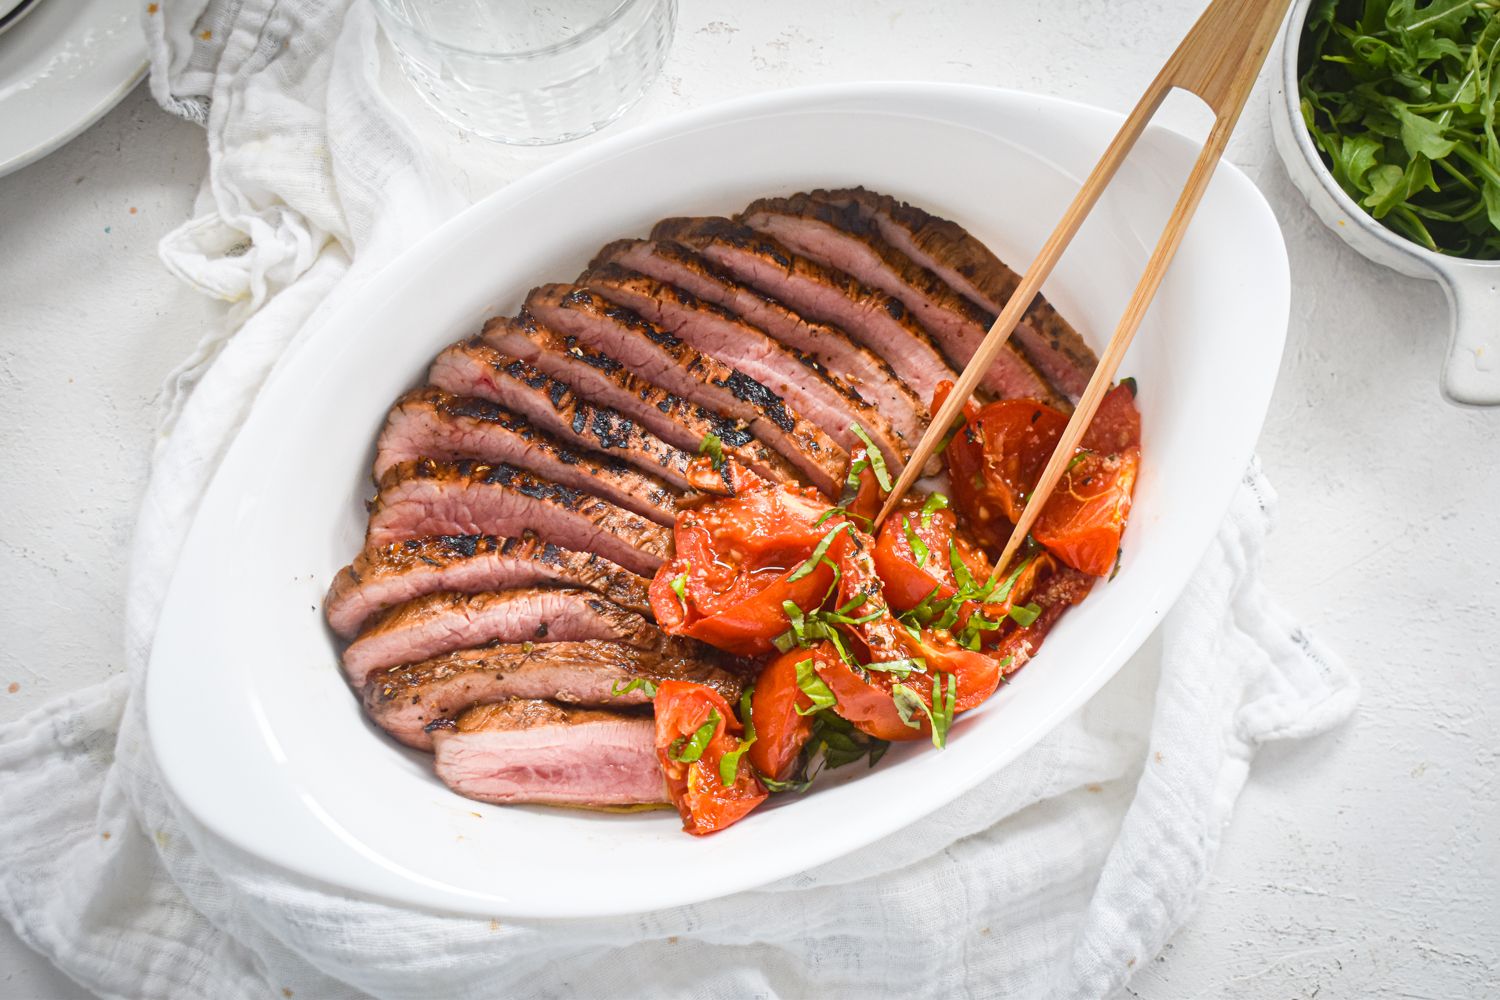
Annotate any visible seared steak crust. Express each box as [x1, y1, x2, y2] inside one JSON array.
[[483, 315, 798, 485], [525, 284, 847, 495], [375, 387, 679, 526], [364, 640, 746, 750], [432, 700, 667, 808], [342, 588, 672, 687], [325, 533, 652, 639], [813, 187, 1098, 402], [591, 238, 926, 439], [739, 193, 1059, 405], [580, 264, 909, 471], [427, 339, 697, 491], [366, 458, 670, 576], [652, 216, 957, 406]]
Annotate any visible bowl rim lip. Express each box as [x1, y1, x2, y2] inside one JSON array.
[[1277, 0, 1500, 272]]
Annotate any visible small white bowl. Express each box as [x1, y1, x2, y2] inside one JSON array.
[[1271, 0, 1500, 407]]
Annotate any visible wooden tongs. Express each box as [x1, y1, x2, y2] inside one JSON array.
[[876, 0, 1294, 575]]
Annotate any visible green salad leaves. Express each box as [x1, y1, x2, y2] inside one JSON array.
[[1299, 0, 1500, 258]]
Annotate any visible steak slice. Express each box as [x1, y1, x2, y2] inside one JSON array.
[[431, 701, 666, 808], [592, 239, 926, 438], [483, 316, 798, 485], [325, 533, 651, 640], [366, 458, 669, 576], [375, 387, 679, 526], [342, 588, 673, 687], [653, 216, 956, 406], [813, 187, 1098, 402], [524, 285, 848, 495], [428, 340, 697, 491], [739, 194, 1060, 405], [580, 264, 909, 471], [365, 640, 745, 750]]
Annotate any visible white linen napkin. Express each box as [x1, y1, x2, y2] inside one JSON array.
[[0, 3, 1359, 998]]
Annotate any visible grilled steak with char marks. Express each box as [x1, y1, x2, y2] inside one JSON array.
[[652, 216, 957, 406], [580, 264, 909, 471], [483, 315, 798, 485], [592, 238, 926, 438], [365, 640, 745, 750], [428, 340, 698, 491], [366, 458, 669, 576], [431, 700, 667, 808], [342, 588, 677, 687], [812, 187, 1098, 402], [325, 533, 651, 640], [739, 194, 1060, 405], [524, 285, 847, 495], [375, 387, 679, 525]]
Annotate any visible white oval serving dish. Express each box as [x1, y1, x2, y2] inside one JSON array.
[[147, 82, 1289, 919]]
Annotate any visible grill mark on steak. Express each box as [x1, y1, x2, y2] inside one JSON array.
[[812, 186, 1098, 402], [739, 193, 1062, 406], [324, 533, 652, 640], [366, 458, 669, 576], [579, 263, 910, 472], [652, 216, 957, 406], [482, 318, 799, 485], [591, 239, 927, 439], [428, 340, 699, 490], [374, 386, 679, 526], [431, 700, 667, 808], [364, 640, 746, 750], [524, 285, 848, 495], [341, 587, 676, 687]]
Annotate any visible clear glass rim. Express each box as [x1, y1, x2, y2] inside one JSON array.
[[368, 0, 660, 61]]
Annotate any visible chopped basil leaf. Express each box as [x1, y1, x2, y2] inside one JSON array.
[[788, 523, 850, 583], [717, 689, 757, 786], [758, 771, 814, 793], [955, 612, 1003, 651], [670, 572, 690, 616], [929, 673, 957, 749], [919, 492, 949, 528], [813, 507, 843, 527], [609, 677, 658, 698], [697, 432, 726, 470], [904, 516, 929, 567], [864, 657, 927, 679], [950, 540, 977, 594], [1110, 547, 1124, 581], [890, 683, 926, 731], [1008, 601, 1042, 627], [848, 424, 893, 491], [1066, 449, 1092, 473], [668, 708, 720, 763], [1120, 376, 1138, 397], [794, 657, 838, 715]]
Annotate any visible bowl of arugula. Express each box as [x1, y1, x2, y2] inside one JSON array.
[[1272, 0, 1500, 406]]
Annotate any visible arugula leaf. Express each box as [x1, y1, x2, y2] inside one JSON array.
[[1299, 0, 1500, 258], [697, 433, 726, 471], [668, 709, 720, 763], [609, 677, 658, 698], [718, 689, 756, 786], [848, 423, 893, 491], [794, 657, 838, 715]]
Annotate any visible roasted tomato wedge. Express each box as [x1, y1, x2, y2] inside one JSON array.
[[651, 475, 842, 655], [872, 502, 990, 612], [747, 647, 818, 782], [938, 381, 1142, 578], [653, 680, 767, 835]]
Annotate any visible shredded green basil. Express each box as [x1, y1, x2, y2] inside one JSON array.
[[718, 689, 757, 786], [1008, 602, 1042, 628], [668, 708, 720, 763], [904, 516, 929, 567], [788, 522, 850, 583], [609, 677, 658, 698], [920, 492, 949, 528], [794, 656, 838, 715], [697, 432, 726, 470], [670, 572, 690, 617], [848, 423, 893, 491]]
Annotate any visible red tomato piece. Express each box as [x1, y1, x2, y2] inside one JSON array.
[[871, 504, 988, 612], [653, 680, 768, 836], [747, 648, 818, 782], [1031, 446, 1140, 577]]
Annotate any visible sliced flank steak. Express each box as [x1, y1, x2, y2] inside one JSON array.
[[427, 340, 697, 492], [739, 193, 1060, 405], [652, 216, 957, 406], [341, 588, 674, 687], [580, 264, 909, 471], [812, 187, 1098, 402], [365, 459, 669, 576], [483, 315, 798, 486], [431, 700, 667, 808], [324, 533, 652, 640], [524, 285, 847, 495], [591, 238, 926, 439], [365, 640, 746, 750]]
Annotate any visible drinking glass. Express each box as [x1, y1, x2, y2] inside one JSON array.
[[369, 0, 678, 145]]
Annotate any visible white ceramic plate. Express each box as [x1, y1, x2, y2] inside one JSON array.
[[0, 0, 148, 178], [147, 83, 1289, 919]]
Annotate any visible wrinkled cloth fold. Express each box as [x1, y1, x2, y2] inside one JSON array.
[[0, 3, 1357, 998]]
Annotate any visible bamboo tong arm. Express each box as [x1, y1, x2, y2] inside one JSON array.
[[876, 0, 1293, 580]]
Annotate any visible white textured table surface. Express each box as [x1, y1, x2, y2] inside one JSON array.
[[2, 3, 1497, 997]]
